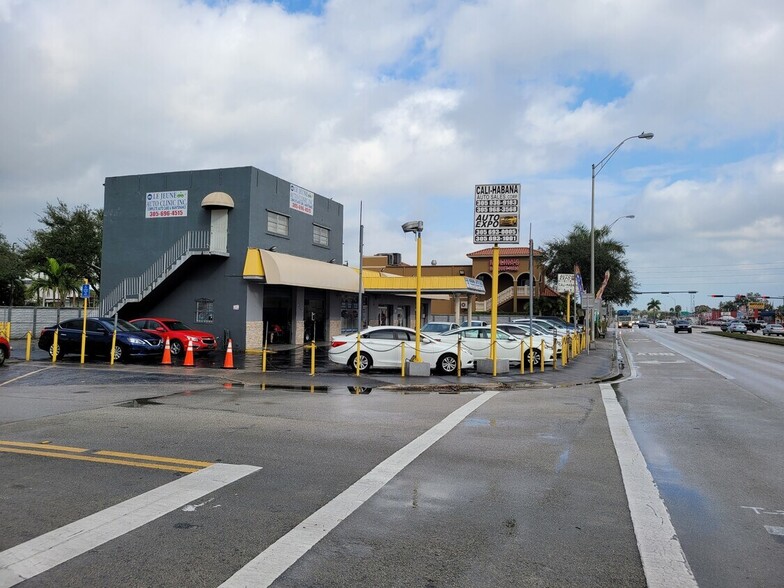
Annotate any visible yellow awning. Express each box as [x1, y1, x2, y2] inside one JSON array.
[[243, 249, 485, 295]]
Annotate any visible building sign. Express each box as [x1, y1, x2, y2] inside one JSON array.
[[487, 258, 520, 271], [145, 190, 188, 219], [557, 273, 576, 293], [290, 184, 314, 215], [473, 183, 520, 244], [464, 277, 486, 294]]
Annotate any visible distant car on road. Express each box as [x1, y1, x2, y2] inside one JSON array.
[[674, 320, 693, 334], [655, 320, 668, 328], [638, 320, 650, 328], [38, 317, 164, 362], [0, 334, 10, 366], [328, 326, 473, 374], [762, 323, 784, 336], [421, 322, 460, 335], [727, 321, 747, 334], [130, 317, 218, 356]]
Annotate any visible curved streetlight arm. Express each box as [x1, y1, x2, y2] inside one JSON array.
[[607, 214, 635, 230], [593, 132, 654, 178]]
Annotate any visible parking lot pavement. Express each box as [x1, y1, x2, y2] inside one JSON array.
[[4, 335, 621, 392]]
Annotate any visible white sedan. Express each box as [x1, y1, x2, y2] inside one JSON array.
[[328, 326, 474, 374], [436, 326, 554, 366]]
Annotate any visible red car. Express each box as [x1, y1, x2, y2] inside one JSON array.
[[0, 334, 10, 366], [130, 318, 218, 356]]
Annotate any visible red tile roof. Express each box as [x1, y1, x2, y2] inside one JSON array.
[[467, 247, 543, 258]]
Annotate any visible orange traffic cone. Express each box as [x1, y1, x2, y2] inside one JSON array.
[[161, 337, 172, 365], [183, 340, 195, 367], [222, 339, 235, 369]]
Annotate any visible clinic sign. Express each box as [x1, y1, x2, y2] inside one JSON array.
[[145, 190, 188, 219], [473, 183, 520, 244]]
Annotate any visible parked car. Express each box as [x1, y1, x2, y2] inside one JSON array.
[[727, 321, 747, 334], [655, 320, 668, 328], [497, 323, 563, 357], [762, 323, 784, 336], [674, 320, 692, 334], [0, 334, 10, 366], [638, 320, 650, 328], [437, 326, 554, 366], [129, 317, 218, 356], [460, 320, 488, 327], [328, 326, 473, 374], [38, 317, 164, 362], [421, 322, 460, 335]]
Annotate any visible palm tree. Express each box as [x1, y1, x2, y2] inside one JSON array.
[[647, 298, 661, 319], [26, 257, 79, 307]]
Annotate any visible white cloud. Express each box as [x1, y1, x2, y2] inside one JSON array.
[[0, 0, 782, 308]]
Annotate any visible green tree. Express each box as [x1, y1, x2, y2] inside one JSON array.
[[647, 299, 661, 318], [22, 200, 103, 295], [541, 223, 637, 306], [0, 235, 25, 305], [26, 258, 79, 307]]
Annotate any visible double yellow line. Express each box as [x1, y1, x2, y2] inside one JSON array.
[[0, 440, 212, 473]]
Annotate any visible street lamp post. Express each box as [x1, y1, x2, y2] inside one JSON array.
[[402, 220, 424, 363], [607, 214, 635, 230], [591, 132, 653, 342]]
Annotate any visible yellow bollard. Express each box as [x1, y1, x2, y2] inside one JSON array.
[[355, 338, 361, 377], [562, 338, 567, 367], [110, 329, 117, 366], [52, 329, 59, 363], [457, 339, 462, 378], [25, 331, 32, 361], [492, 339, 497, 377], [310, 340, 316, 376], [519, 338, 525, 374], [540, 340, 545, 372], [401, 341, 406, 378], [552, 335, 558, 371]]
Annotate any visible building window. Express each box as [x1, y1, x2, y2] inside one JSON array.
[[267, 211, 289, 236], [313, 224, 329, 247], [195, 298, 214, 324]]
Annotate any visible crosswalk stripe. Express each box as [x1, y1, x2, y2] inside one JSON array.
[[0, 463, 261, 588]]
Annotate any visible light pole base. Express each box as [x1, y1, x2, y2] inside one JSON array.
[[405, 360, 431, 377]]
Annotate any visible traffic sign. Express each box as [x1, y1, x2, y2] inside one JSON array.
[[473, 184, 520, 244], [81, 284, 90, 299]]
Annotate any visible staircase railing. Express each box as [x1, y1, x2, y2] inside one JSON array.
[[473, 285, 536, 312], [100, 230, 211, 316]]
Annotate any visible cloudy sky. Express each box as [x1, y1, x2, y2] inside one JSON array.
[[1, 0, 782, 312]]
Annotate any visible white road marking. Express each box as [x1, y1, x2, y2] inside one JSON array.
[[0, 463, 260, 588], [645, 336, 735, 380], [600, 383, 698, 588], [0, 367, 55, 387], [764, 525, 784, 536], [219, 390, 501, 588]]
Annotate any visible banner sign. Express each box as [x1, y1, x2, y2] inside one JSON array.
[[557, 273, 575, 293], [145, 190, 188, 219], [473, 183, 520, 244], [290, 184, 314, 215]]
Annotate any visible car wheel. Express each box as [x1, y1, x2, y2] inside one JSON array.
[[113, 344, 127, 363], [0, 346, 6, 366], [349, 352, 372, 372], [169, 339, 184, 356], [48, 344, 63, 359], [524, 349, 542, 365], [688, 329, 692, 333], [437, 353, 458, 375]]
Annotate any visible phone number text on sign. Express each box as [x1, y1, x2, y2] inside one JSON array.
[[145, 190, 188, 219], [473, 183, 520, 244]]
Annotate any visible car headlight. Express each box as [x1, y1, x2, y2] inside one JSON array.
[[186, 336, 200, 342], [127, 337, 145, 345]]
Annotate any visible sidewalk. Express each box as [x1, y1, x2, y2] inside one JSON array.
[[217, 336, 622, 392]]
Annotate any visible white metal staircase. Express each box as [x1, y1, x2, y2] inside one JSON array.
[[474, 286, 532, 312], [100, 230, 226, 317]]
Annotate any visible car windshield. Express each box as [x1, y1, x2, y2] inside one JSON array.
[[163, 320, 191, 331], [422, 323, 453, 333], [114, 319, 144, 332]]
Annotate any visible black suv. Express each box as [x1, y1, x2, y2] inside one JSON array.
[[674, 320, 692, 334]]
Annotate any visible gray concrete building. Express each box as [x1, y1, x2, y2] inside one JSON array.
[[100, 166, 345, 349]]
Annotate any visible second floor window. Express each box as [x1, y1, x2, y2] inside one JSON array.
[[313, 224, 329, 247], [267, 211, 289, 236]]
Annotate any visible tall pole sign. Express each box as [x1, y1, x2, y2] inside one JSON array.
[[474, 184, 520, 375], [473, 184, 520, 245]]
